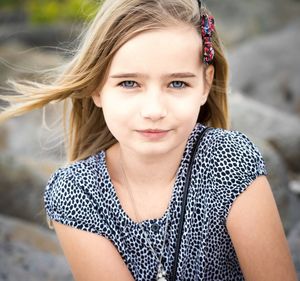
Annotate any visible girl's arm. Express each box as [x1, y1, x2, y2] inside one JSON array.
[[52, 221, 135, 281], [226, 175, 298, 281]]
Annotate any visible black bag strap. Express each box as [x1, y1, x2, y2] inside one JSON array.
[[170, 126, 213, 281]]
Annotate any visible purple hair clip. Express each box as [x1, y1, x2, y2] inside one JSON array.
[[200, 14, 215, 65]]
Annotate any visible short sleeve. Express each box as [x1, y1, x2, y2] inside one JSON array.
[[44, 165, 108, 235], [212, 130, 268, 220]]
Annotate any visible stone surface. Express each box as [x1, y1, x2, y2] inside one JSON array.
[[0, 213, 73, 281], [229, 92, 300, 172], [229, 21, 300, 116], [0, 106, 66, 162], [290, 178, 300, 195], [0, 23, 81, 49], [0, 152, 60, 225], [208, 0, 300, 45]]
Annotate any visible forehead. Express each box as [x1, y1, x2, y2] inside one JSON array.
[[109, 24, 203, 75]]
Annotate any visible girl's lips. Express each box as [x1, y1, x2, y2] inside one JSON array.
[[136, 129, 170, 140], [139, 129, 168, 133]]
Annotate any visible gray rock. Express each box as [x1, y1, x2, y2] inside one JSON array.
[[0, 152, 60, 225], [0, 23, 81, 49], [290, 178, 300, 195], [208, 0, 300, 45], [0, 213, 73, 281], [229, 92, 300, 172], [0, 107, 66, 162], [229, 21, 300, 116], [0, 10, 26, 24], [288, 220, 300, 280]]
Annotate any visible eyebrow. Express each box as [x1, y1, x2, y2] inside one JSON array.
[[109, 72, 197, 79]]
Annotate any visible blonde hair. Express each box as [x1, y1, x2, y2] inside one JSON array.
[[0, 0, 229, 163]]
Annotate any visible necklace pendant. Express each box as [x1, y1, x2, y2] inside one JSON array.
[[156, 264, 167, 281]]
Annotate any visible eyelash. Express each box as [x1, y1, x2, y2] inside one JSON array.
[[118, 80, 189, 89]]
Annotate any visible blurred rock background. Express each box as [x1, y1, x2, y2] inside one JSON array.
[[0, 0, 300, 280]]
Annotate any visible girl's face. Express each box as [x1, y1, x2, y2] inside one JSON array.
[[92, 24, 214, 157]]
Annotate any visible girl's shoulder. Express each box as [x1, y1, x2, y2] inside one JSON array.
[[197, 124, 256, 145], [198, 126, 268, 219], [43, 152, 105, 230], [45, 152, 102, 193], [195, 124, 265, 163], [199, 125, 267, 177]]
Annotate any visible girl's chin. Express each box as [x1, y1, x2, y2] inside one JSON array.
[[126, 143, 182, 158]]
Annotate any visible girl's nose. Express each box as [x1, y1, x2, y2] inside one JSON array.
[[140, 91, 167, 121]]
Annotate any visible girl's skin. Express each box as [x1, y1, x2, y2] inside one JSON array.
[[52, 23, 298, 281]]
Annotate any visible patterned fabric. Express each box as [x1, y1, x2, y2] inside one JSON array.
[[44, 123, 267, 281]]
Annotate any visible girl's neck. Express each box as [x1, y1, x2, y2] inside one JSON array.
[[105, 142, 185, 191]]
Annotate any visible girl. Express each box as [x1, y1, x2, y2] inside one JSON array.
[[0, 0, 297, 280]]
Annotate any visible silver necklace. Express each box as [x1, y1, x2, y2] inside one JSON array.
[[120, 157, 173, 281]]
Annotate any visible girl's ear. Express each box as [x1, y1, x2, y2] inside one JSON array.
[[205, 65, 214, 94], [91, 90, 102, 108], [201, 65, 215, 104]]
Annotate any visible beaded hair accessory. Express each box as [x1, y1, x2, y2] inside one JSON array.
[[197, 0, 215, 65]]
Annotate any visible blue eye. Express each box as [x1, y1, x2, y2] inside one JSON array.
[[119, 80, 138, 88], [118, 80, 188, 89], [170, 81, 188, 89]]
